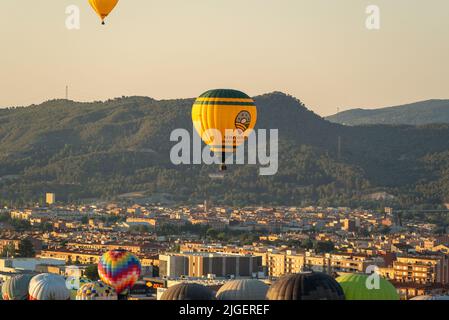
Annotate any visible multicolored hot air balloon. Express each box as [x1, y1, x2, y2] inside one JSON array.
[[66, 277, 92, 300], [28, 273, 70, 300], [76, 281, 118, 300], [88, 0, 119, 25], [192, 89, 257, 171], [1, 274, 34, 300], [98, 250, 141, 295], [336, 274, 399, 300]]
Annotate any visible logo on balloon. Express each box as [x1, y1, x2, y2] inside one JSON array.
[[235, 111, 252, 133]]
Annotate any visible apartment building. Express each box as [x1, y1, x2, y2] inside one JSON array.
[[159, 254, 189, 278], [0, 236, 43, 253], [266, 251, 304, 277], [159, 252, 262, 278], [393, 254, 449, 284], [188, 253, 262, 278], [330, 253, 373, 273], [265, 251, 374, 277], [66, 242, 148, 254]]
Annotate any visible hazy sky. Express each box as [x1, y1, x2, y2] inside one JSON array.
[[0, 0, 448, 116]]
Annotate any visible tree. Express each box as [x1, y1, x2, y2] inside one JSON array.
[[18, 239, 36, 258], [217, 232, 227, 241], [379, 226, 391, 235], [80, 216, 89, 225], [300, 239, 314, 250], [85, 264, 100, 281], [433, 226, 446, 235], [357, 228, 371, 237], [0, 213, 10, 223], [171, 244, 180, 253], [129, 225, 151, 233], [10, 219, 31, 231], [38, 222, 53, 232], [0, 243, 16, 258], [206, 228, 218, 239], [314, 241, 335, 253]]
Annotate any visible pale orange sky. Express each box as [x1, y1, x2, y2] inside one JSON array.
[[0, 0, 448, 116]]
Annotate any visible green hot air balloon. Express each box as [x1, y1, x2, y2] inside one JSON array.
[[336, 273, 399, 300]]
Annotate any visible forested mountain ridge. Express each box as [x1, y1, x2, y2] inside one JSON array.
[[326, 99, 449, 126], [2, 92, 449, 208]]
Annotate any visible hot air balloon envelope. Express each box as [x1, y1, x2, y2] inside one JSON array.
[[216, 279, 268, 300], [28, 273, 70, 300], [2, 274, 34, 300], [98, 250, 141, 295], [66, 277, 92, 300], [192, 89, 257, 170], [76, 281, 118, 300], [160, 283, 216, 300], [89, 0, 119, 24], [336, 274, 399, 300], [266, 272, 345, 300]]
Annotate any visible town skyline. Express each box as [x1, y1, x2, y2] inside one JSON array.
[[2, 197, 449, 301]]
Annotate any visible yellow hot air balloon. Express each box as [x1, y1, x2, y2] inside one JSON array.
[[192, 89, 257, 171], [88, 0, 119, 25]]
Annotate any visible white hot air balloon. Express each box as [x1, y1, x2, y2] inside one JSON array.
[[28, 274, 70, 300]]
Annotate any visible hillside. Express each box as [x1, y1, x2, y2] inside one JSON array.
[[2, 93, 449, 208], [326, 100, 449, 126]]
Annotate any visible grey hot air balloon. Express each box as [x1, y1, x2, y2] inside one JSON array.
[[216, 279, 268, 300], [266, 272, 345, 300], [1, 274, 34, 300], [28, 273, 70, 300], [160, 283, 216, 301]]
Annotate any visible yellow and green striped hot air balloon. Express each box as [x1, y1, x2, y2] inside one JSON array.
[[88, 0, 119, 25], [192, 89, 257, 171]]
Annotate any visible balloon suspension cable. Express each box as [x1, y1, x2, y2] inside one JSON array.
[[220, 150, 227, 171]]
